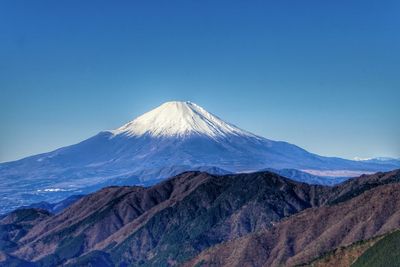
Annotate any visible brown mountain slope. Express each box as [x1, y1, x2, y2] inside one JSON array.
[[0, 208, 51, 253], [327, 169, 400, 205], [15, 172, 208, 260], [11, 171, 326, 266], [2, 169, 399, 266], [185, 181, 400, 267]]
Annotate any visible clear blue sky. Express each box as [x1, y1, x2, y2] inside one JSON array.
[[1, 0, 399, 162]]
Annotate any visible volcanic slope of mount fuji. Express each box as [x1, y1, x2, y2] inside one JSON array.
[[0, 101, 398, 213]]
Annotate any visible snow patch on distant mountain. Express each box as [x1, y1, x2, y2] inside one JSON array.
[[353, 157, 400, 167], [301, 169, 374, 177], [353, 157, 400, 162]]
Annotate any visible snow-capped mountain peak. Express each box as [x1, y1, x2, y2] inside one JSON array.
[[111, 101, 254, 138], [2, 101, 399, 214]]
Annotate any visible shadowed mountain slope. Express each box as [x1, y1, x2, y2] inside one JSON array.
[[185, 171, 400, 267], [0, 170, 399, 266], [0, 208, 52, 258], [12, 171, 326, 266]]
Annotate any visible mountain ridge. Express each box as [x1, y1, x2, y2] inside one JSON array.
[[1, 169, 399, 266]]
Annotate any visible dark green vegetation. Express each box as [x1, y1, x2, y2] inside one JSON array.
[[0, 209, 51, 266], [307, 229, 400, 267], [298, 235, 383, 267], [0, 209, 51, 253], [65, 251, 113, 267], [352, 230, 400, 267]]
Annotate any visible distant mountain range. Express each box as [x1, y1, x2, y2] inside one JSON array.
[[1, 169, 399, 266], [9, 168, 346, 216], [354, 156, 400, 165], [0, 101, 398, 213], [17, 195, 84, 214]]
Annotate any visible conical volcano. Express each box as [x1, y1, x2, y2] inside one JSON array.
[[0, 101, 397, 213]]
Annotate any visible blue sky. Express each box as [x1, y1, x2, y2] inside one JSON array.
[[1, 0, 399, 162]]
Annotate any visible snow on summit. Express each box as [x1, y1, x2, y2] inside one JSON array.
[[111, 101, 254, 138]]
